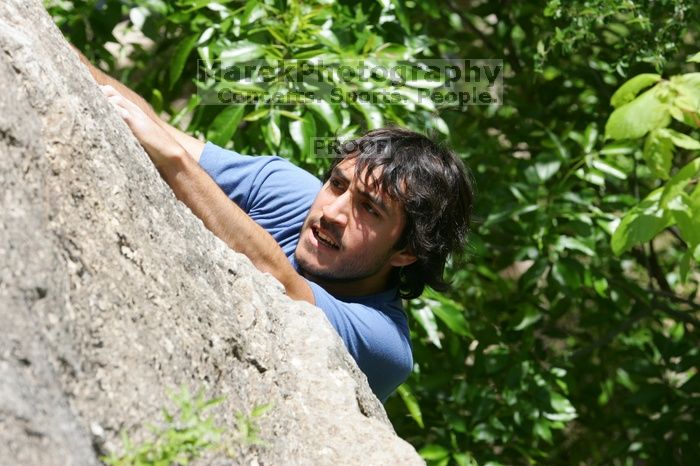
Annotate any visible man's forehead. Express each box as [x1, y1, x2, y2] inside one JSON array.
[[334, 158, 382, 189], [332, 158, 405, 216]]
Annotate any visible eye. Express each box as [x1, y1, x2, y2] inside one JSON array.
[[329, 177, 346, 192], [363, 202, 380, 217]]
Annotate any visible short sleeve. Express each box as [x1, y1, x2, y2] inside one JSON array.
[[306, 280, 413, 402], [199, 142, 322, 257]]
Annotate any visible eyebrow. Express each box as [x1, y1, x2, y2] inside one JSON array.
[[331, 166, 389, 215]]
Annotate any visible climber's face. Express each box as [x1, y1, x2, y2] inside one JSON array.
[[295, 158, 416, 296]]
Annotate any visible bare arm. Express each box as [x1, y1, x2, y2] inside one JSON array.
[[101, 85, 314, 304], [161, 149, 314, 303], [71, 45, 206, 161]]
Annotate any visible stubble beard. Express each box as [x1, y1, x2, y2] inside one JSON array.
[[294, 224, 394, 286]]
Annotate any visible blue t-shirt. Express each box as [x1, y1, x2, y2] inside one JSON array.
[[199, 142, 412, 401]]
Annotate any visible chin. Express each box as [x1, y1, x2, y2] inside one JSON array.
[[295, 252, 336, 282]]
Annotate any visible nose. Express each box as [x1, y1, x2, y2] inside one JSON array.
[[321, 191, 350, 227]]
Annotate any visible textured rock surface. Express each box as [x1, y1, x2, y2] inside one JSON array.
[[0, 1, 423, 464]]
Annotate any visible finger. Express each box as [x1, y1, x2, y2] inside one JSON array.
[[112, 104, 130, 119], [100, 84, 120, 97], [107, 95, 130, 119], [107, 94, 126, 108]]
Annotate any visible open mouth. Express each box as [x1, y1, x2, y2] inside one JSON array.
[[312, 226, 340, 249]]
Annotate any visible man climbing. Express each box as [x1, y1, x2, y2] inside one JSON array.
[[76, 51, 474, 402]]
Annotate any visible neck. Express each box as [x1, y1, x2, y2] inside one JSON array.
[[303, 271, 394, 298]]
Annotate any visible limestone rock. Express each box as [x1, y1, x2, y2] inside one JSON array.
[[0, 1, 423, 464]]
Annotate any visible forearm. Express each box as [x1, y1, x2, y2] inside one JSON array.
[[159, 151, 314, 303], [98, 73, 301, 299]]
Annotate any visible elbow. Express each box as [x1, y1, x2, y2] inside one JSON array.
[[284, 275, 315, 305]]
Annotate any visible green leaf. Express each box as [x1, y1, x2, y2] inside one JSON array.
[[545, 393, 577, 422], [374, 43, 409, 60], [610, 74, 661, 108], [551, 260, 582, 288], [591, 159, 627, 180], [250, 403, 273, 418], [671, 73, 700, 116], [599, 142, 636, 155], [663, 128, 700, 150], [615, 368, 638, 392], [206, 105, 245, 146], [390, 0, 411, 33], [432, 117, 449, 136], [583, 123, 599, 153], [411, 304, 442, 348], [171, 94, 201, 127], [688, 52, 700, 63], [314, 29, 340, 50], [593, 277, 608, 297], [514, 306, 542, 331], [220, 40, 266, 65], [534, 420, 552, 443], [242, 0, 266, 24], [425, 290, 473, 337], [399, 64, 444, 89], [405, 77, 444, 89], [264, 114, 281, 147], [169, 34, 199, 89], [420, 444, 450, 461], [642, 129, 674, 179], [667, 189, 700, 248], [556, 236, 596, 256], [289, 112, 317, 157], [151, 88, 163, 114], [660, 158, 700, 206], [534, 154, 561, 182], [243, 107, 270, 121], [611, 188, 673, 255], [213, 80, 265, 97], [453, 452, 478, 466], [397, 385, 424, 428], [197, 26, 214, 46], [605, 88, 671, 140], [355, 101, 384, 130], [307, 100, 340, 131], [277, 110, 303, 121]]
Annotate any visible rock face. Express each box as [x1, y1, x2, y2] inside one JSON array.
[[0, 1, 423, 464]]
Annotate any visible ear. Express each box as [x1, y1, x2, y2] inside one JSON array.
[[389, 248, 417, 268]]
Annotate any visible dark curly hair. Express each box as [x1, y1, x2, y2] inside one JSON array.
[[325, 127, 474, 299]]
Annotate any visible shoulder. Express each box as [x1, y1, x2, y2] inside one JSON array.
[[198, 142, 321, 234], [199, 142, 320, 188], [306, 280, 413, 400]]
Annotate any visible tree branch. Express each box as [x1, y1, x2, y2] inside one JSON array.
[[570, 279, 699, 361], [651, 298, 700, 327], [448, 6, 499, 55], [647, 288, 700, 311], [648, 240, 672, 292], [570, 308, 651, 361]]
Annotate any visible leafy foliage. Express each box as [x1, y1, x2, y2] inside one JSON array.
[[49, 0, 700, 464], [605, 69, 700, 271], [48, 0, 448, 175], [103, 387, 270, 465]]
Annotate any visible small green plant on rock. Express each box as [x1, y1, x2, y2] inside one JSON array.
[[103, 387, 271, 466]]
